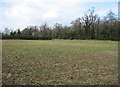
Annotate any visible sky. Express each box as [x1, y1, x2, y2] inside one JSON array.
[[0, 0, 119, 32]]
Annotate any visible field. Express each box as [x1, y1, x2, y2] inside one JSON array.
[[2, 40, 118, 85]]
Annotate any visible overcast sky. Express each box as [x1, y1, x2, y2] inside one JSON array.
[[0, 0, 119, 32]]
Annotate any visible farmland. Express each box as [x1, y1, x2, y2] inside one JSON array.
[[2, 40, 118, 85]]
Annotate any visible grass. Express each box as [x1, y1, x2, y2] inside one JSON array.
[[2, 40, 118, 85]]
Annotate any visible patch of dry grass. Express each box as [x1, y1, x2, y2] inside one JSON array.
[[2, 40, 118, 85]]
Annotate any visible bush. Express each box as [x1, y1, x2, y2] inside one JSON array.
[[2, 35, 52, 40]]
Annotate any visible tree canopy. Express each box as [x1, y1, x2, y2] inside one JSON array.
[[2, 8, 119, 41]]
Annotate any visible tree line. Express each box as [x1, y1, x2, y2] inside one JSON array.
[[2, 8, 120, 41]]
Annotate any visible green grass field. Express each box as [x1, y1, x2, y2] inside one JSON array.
[[2, 40, 118, 85]]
